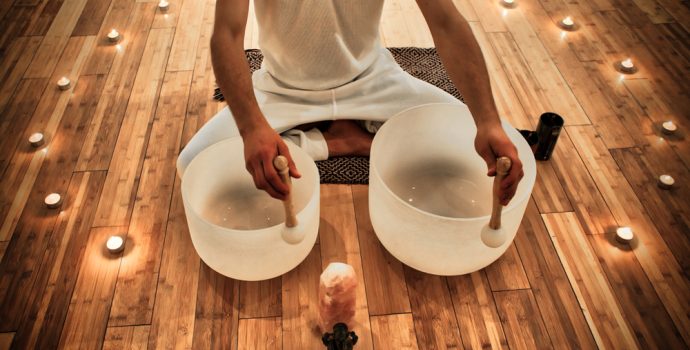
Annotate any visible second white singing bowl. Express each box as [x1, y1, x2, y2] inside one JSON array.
[[182, 137, 320, 281], [369, 103, 536, 275]]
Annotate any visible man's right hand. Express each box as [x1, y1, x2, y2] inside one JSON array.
[[242, 123, 301, 200]]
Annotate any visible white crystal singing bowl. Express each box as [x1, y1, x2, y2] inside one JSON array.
[[369, 103, 536, 275], [182, 138, 320, 281]]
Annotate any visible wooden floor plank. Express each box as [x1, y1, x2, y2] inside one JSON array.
[[542, 212, 639, 349], [447, 271, 509, 349], [484, 244, 530, 291], [147, 178, 201, 349], [180, 0, 221, 149], [72, 0, 113, 36], [166, 0, 205, 71], [58, 226, 126, 349], [281, 244, 322, 350], [318, 185, 373, 349], [351, 185, 411, 316], [380, 8, 413, 48], [0, 73, 105, 332], [0, 333, 13, 350], [191, 263, 240, 350], [405, 269, 463, 350], [610, 145, 690, 276], [468, 0, 507, 33], [103, 325, 150, 350], [624, 78, 690, 169], [370, 314, 419, 350], [547, 129, 617, 235], [514, 199, 597, 349], [532, 162, 573, 214], [22, 0, 64, 37], [656, 0, 690, 31], [494, 290, 553, 350], [151, 0, 180, 29], [92, 27, 173, 227], [566, 125, 690, 344], [496, 12, 592, 126], [0, 36, 42, 114], [588, 234, 686, 348], [108, 69, 190, 326], [76, 3, 155, 170], [237, 317, 282, 350], [23, 0, 90, 78], [10, 170, 106, 349], [239, 278, 282, 319], [0, 243, 7, 263], [0, 7, 33, 57]]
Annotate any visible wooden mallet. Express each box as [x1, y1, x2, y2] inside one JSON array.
[[273, 155, 298, 227], [488, 156, 512, 230]]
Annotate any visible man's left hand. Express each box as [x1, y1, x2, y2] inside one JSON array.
[[474, 124, 524, 206]]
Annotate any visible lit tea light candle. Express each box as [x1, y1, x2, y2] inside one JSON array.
[[615, 226, 633, 244], [44, 193, 62, 209], [28, 132, 45, 147], [158, 0, 169, 10], [501, 0, 515, 7], [620, 58, 635, 73], [107, 29, 121, 42], [561, 16, 575, 30], [658, 174, 675, 189], [57, 76, 70, 90], [106, 235, 125, 254], [661, 120, 677, 135]]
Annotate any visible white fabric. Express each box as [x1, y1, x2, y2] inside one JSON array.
[[177, 48, 462, 176], [254, 0, 384, 90], [281, 128, 329, 161]]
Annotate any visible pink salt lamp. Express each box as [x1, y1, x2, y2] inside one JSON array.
[[319, 262, 357, 332]]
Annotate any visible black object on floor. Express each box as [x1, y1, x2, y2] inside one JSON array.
[[213, 48, 466, 184], [534, 112, 564, 161], [322, 323, 358, 350]]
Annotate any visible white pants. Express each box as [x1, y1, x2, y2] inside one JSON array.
[[177, 48, 462, 176]]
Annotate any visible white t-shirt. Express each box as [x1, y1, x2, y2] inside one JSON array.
[[254, 0, 384, 91]]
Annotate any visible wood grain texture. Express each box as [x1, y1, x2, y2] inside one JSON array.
[[514, 200, 597, 349], [542, 212, 638, 349], [166, 0, 206, 71], [588, 234, 686, 348], [72, 0, 113, 36], [0, 73, 104, 332], [370, 314, 419, 350], [58, 226, 126, 349], [0, 333, 13, 350], [76, 3, 155, 170], [11, 170, 106, 350], [148, 178, 201, 349], [532, 162, 573, 214], [484, 244, 530, 291], [494, 290, 553, 350], [239, 278, 282, 319], [108, 69, 190, 326], [351, 185, 410, 316], [23, 0, 90, 78], [0, 36, 95, 242], [468, 0, 507, 33], [192, 263, 240, 350], [610, 145, 690, 276], [405, 269, 463, 350], [0, 36, 42, 113], [281, 244, 322, 350], [93, 27, 173, 227], [0, 7, 34, 56], [103, 325, 150, 350], [566, 125, 690, 345], [447, 271, 508, 349], [0, 243, 7, 263], [238, 317, 282, 350], [318, 185, 373, 349], [23, 0, 65, 36]]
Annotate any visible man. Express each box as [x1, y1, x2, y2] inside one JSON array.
[[177, 0, 524, 205]]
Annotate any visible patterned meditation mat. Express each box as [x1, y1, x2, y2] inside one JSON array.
[[214, 48, 465, 184]]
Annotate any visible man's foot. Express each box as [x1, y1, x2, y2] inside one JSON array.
[[322, 120, 373, 157]]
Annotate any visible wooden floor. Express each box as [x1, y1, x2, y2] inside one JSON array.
[[0, 0, 689, 348]]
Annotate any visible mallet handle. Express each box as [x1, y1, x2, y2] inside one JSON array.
[[489, 157, 512, 230], [273, 155, 298, 227]]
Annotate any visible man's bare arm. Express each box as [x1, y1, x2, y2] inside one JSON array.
[[211, 0, 300, 200], [415, 0, 524, 204]]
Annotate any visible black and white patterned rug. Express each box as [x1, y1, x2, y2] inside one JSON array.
[[214, 48, 464, 184]]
